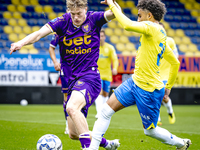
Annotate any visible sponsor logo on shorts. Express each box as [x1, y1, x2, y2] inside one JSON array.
[[140, 113, 150, 120]]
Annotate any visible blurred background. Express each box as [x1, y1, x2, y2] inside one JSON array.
[[0, 0, 200, 105]]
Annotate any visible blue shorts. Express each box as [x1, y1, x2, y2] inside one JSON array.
[[101, 80, 111, 93], [114, 77, 165, 129]]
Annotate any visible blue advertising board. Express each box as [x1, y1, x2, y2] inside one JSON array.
[[0, 53, 60, 71]]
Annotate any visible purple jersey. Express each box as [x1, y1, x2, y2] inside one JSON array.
[[50, 34, 59, 49], [47, 11, 107, 81]]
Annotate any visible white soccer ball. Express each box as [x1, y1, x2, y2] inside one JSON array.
[[36, 134, 62, 150], [20, 99, 28, 106]]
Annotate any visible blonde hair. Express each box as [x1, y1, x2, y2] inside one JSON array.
[[67, 0, 88, 10]]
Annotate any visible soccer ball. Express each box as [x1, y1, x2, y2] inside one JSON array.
[[20, 99, 28, 106], [36, 134, 62, 150]]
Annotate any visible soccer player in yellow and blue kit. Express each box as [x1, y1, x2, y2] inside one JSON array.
[[95, 29, 119, 118], [89, 0, 191, 150], [157, 22, 179, 126]]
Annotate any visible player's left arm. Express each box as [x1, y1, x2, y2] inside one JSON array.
[[163, 44, 180, 90]]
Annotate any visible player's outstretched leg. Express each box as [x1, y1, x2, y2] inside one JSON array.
[[176, 139, 191, 150], [89, 103, 117, 150], [144, 126, 191, 149], [95, 95, 104, 118]]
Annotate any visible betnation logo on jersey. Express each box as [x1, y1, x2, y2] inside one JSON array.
[[63, 35, 92, 54], [66, 47, 91, 55]]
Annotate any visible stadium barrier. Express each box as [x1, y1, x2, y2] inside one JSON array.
[[0, 53, 200, 104]]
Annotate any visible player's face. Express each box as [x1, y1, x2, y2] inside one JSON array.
[[69, 7, 87, 27], [100, 32, 106, 43], [137, 9, 149, 22]]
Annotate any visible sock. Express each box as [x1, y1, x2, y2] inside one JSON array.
[[65, 120, 68, 131], [158, 114, 161, 122], [100, 137, 109, 148], [95, 95, 104, 117], [104, 96, 109, 103], [163, 98, 173, 114], [66, 120, 68, 126], [79, 132, 91, 148], [89, 103, 115, 149], [144, 126, 184, 148]]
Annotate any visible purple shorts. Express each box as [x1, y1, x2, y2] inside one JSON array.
[[62, 73, 101, 119]]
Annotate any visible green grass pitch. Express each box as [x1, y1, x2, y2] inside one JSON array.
[[0, 104, 199, 150]]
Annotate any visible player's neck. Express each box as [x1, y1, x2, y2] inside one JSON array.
[[73, 24, 81, 28], [100, 41, 105, 46], [150, 18, 159, 24]]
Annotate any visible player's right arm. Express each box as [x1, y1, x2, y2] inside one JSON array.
[[10, 25, 51, 54]]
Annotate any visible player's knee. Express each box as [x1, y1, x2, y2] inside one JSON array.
[[102, 92, 108, 97], [144, 128, 156, 137], [100, 103, 115, 119], [66, 105, 76, 117], [163, 97, 169, 103]]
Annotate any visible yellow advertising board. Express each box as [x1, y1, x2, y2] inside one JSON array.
[[174, 72, 200, 87]]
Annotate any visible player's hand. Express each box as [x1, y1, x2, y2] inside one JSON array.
[[163, 88, 171, 99], [10, 42, 22, 55], [112, 69, 118, 75], [101, 0, 114, 6], [54, 62, 61, 71]]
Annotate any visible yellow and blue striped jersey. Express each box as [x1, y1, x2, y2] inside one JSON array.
[[109, 4, 180, 92], [97, 42, 119, 82], [160, 37, 178, 81]]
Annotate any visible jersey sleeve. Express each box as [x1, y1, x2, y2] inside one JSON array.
[[89, 11, 107, 27], [50, 34, 59, 48], [162, 44, 180, 89], [110, 45, 119, 70], [47, 14, 68, 34]]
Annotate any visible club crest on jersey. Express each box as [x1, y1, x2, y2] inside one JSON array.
[[82, 23, 91, 33], [75, 80, 85, 86]]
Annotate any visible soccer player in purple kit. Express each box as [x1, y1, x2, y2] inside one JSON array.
[[10, 0, 121, 149]]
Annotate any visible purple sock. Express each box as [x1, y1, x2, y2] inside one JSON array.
[[79, 133, 91, 148], [100, 137, 109, 148]]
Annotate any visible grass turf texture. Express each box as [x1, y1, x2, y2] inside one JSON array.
[[0, 104, 199, 150]]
